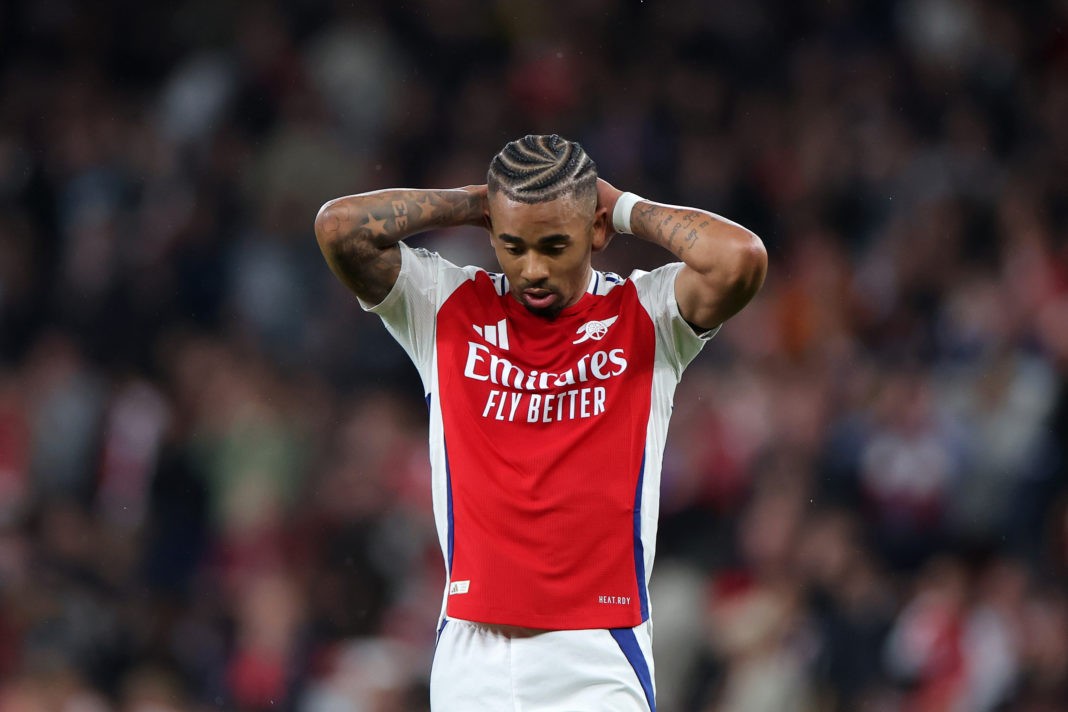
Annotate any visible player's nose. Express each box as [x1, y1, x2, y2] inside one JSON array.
[[520, 254, 550, 283]]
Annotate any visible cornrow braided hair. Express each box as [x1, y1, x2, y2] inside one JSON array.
[[487, 134, 598, 205]]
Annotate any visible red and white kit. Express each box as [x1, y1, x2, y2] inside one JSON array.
[[363, 243, 714, 710]]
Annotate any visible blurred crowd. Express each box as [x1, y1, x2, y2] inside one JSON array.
[[1, 0, 1067, 710]]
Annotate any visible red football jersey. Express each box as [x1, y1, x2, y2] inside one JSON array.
[[364, 243, 714, 630]]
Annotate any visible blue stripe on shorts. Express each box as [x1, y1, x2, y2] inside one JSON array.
[[609, 627, 655, 711]]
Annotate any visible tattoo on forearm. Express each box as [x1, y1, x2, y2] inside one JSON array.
[[364, 214, 389, 235], [392, 200, 409, 231], [340, 190, 482, 242], [319, 188, 484, 303], [415, 194, 439, 220], [667, 221, 683, 250], [633, 203, 708, 256]]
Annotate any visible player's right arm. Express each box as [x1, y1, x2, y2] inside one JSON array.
[[314, 186, 488, 304]]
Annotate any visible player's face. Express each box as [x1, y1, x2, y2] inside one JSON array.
[[487, 191, 609, 318]]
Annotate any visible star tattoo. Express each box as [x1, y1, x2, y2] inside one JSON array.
[[415, 195, 438, 220], [365, 214, 389, 234]]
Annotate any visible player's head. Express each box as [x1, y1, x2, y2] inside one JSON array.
[[487, 134, 598, 207], [485, 134, 609, 318]]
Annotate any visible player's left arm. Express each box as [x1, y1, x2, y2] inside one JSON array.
[[598, 179, 767, 330]]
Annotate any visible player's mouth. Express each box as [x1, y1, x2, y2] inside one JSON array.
[[521, 288, 559, 310]]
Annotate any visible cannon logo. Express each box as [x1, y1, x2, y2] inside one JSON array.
[[573, 316, 618, 344]]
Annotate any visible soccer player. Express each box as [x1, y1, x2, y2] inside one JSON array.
[[314, 135, 766, 711]]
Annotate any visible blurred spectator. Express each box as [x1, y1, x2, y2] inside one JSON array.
[[884, 557, 971, 712]]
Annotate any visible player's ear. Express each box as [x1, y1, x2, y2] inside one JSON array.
[[591, 204, 612, 253]]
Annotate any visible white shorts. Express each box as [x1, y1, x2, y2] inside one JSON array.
[[429, 618, 656, 711]]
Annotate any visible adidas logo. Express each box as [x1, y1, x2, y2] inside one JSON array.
[[473, 318, 510, 350]]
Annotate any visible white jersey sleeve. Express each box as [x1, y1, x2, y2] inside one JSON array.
[[358, 242, 480, 384], [631, 262, 719, 378]]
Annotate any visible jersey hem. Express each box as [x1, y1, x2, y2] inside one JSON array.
[[445, 603, 646, 631]]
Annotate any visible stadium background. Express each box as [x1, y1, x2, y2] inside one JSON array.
[[1, 0, 1067, 710]]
